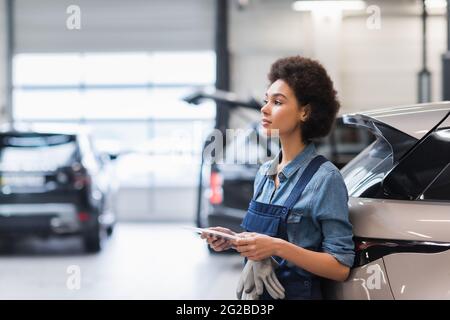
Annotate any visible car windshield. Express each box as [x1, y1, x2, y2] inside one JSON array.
[[0, 134, 78, 172], [341, 138, 394, 198]]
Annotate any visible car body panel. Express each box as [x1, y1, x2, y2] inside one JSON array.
[[383, 249, 450, 299], [349, 197, 450, 243], [323, 258, 393, 300], [0, 203, 80, 234]]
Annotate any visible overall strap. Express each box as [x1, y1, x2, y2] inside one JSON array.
[[283, 155, 328, 210]]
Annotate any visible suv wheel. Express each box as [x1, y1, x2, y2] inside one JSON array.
[[83, 223, 103, 253]]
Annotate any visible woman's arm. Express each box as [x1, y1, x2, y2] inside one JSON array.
[[275, 238, 350, 281], [233, 234, 350, 282]]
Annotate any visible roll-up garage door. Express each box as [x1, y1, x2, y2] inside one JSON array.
[[14, 0, 214, 53]]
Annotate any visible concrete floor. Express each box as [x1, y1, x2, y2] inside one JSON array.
[[0, 223, 243, 299]]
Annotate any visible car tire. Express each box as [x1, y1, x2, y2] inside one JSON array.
[[106, 225, 114, 237], [83, 224, 102, 253]]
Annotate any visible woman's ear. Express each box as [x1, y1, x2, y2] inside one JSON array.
[[299, 104, 310, 122]]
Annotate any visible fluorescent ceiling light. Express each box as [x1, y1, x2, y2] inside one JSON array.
[[292, 0, 366, 11], [425, 0, 447, 9]]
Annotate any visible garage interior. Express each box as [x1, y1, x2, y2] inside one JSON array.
[[0, 0, 449, 300]]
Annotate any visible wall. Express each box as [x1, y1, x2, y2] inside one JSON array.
[[0, 0, 7, 122], [340, 2, 446, 111], [229, 0, 447, 121]]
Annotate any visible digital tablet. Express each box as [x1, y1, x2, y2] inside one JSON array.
[[183, 226, 239, 241]]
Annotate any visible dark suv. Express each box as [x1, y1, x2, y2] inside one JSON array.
[[0, 129, 117, 252]]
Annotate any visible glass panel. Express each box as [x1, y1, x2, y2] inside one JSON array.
[[14, 53, 83, 86], [12, 51, 216, 189], [13, 90, 84, 120], [341, 138, 394, 197], [83, 53, 151, 85], [80, 89, 152, 119], [421, 164, 450, 201], [419, 119, 450, 201], [151, 51, 215, 84], [146, 87, 215, 119], [383, 114, 450, 200], [0, 134, 77, 171]]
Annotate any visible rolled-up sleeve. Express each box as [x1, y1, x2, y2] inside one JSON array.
[[310, 170, 355, 268]]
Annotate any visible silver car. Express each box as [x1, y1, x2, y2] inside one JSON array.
[[324, 102, 450, 300]]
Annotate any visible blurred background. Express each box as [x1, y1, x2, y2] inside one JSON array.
[[0, 0, 448, 299]]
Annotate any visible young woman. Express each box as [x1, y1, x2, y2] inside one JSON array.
[[202, 56, 354, 300]]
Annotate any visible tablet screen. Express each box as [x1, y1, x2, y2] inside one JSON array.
[[183, 226, 239, 241]]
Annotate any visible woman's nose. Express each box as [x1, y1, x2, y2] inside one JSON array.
[[261, 101, 270, 115]]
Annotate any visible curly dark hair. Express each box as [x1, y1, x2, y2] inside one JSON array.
[[268, 56, 340, 142]]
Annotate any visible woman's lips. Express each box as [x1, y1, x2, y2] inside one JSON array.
[[261, 119, 271, 127]]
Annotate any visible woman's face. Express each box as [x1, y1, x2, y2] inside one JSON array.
[[261, 79, 308, 138]]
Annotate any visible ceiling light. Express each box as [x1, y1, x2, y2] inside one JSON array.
[[292, 0, 366, 11]]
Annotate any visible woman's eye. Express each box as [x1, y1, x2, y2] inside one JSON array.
[[263, 99, 269, 104], [274, 100, 282, 106]]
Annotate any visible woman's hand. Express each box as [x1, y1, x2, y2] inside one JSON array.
[[232, 232, 282, 261], [200, 227, 236, 252]]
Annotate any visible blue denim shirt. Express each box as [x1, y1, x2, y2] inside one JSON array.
[[253, 143, 355, 276]]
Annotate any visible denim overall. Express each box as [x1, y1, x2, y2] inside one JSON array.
[[241, 155, 328, 300]]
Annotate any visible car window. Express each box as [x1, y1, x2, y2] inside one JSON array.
[[341, 138, 394, 198], [315, 118, 374, 168], [420, 163, 450, 201], [383, 116, 450, 200], [0, 134, 78, 171], [418, 120, 450, 201]]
